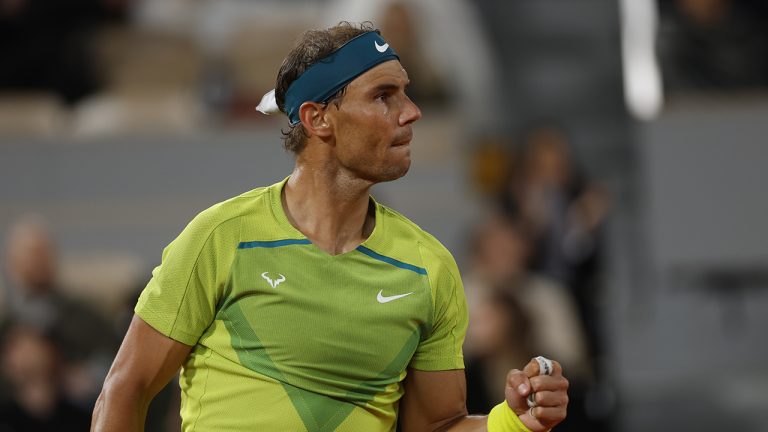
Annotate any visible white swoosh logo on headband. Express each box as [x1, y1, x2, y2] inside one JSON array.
[[375, 41, 389, 53]]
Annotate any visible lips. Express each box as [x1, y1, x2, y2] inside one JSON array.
[[392, 131, 413, 147]]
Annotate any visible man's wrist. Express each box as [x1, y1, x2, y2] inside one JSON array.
[[487, 402, 532, 432]]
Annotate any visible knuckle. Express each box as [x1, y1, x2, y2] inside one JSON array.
[[529, 376, 542, 391], [506, 369, 524, 382]]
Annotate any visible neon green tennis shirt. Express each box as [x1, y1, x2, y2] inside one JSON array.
[[135, 177, 468, 431]]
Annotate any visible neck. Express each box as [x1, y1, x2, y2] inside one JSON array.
[[283, 163, 375, 255]]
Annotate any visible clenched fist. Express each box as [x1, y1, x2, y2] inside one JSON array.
[[504, 357, 569, 431]]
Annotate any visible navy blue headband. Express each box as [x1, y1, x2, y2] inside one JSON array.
[[284, 31, 399, 125]]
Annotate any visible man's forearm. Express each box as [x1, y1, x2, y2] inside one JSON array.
[[443, 415, 488, 432], [91, 381, 151, 432]]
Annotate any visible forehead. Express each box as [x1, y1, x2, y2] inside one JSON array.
[[346, 60, 409, 91]]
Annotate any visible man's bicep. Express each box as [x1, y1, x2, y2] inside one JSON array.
[[399, 368, 469, 432], [106, 314, 192, 396]]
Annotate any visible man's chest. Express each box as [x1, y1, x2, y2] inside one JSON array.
[[213, 244, 431, 391]]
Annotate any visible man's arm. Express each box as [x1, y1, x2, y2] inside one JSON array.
[[399, 359, 568, 432], [399, 369, 485, 431], [91, 315, 192, 432]]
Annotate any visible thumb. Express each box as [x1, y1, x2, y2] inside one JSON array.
[[523, 356, 542, 377], [503, 369, 532, 415]]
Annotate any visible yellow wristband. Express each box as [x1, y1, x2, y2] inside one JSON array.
[[487, 401, 532, 432]]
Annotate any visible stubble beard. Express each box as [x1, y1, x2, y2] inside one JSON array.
[[360, 156, 411, 185]]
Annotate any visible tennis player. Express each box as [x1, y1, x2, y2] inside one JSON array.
[[91, 22, 568, 432]]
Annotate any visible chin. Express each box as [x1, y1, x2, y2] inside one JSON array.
[[386, 159, 411, 181], [368, 161, 410, 184]]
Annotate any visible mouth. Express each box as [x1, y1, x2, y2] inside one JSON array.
[[392, 132, 413, 147]]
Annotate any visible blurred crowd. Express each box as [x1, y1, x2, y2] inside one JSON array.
[[0, 216, 113, 430], [0, 216, 179, 431], [657, 0, 768, 92], [2, 0, 766, 135], [463, 124, 610, 430]]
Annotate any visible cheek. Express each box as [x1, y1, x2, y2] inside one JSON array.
[[340, 119, 392, 156]]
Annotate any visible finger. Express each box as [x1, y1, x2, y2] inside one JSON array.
[[549, 359, 563, 376], [526, 406, 568, 429], [522, 358, 538, 377], [504, 369, 533, 415], [505, 369, 532, 397], [529, 374, 570, 394], [524, 357, 563, 377], [529, 389, 569, 408]]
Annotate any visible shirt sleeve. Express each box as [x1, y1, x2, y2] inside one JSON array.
[[409, 245, 468, 371], [135, 210, 239, 346]]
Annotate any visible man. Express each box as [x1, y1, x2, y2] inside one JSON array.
[[2, 215, 118, 407], [0, 324, 92, 432], [91, 22, 569, 431]]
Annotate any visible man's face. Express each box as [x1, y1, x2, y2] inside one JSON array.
[[327, 60, 421, 183], [6, 226, 56, 294]]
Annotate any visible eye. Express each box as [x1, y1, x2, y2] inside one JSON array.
[[375, 93, 388, 102]]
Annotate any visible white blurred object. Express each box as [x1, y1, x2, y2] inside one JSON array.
[[620, 0, 664, 121], [71, 91, 203, 137], [256, 89, 281, 116]]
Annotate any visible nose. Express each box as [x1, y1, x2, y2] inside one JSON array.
[[399, 95, 422, 126]]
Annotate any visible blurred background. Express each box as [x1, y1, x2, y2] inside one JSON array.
[[1, 0, 767, 430]]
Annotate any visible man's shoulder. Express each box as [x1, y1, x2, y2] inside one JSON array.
[[176, 182, 280, 245], [190, 184, 275, 228], [377, 204, 457, 273]]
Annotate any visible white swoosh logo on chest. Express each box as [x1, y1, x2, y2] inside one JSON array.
[[377, 290, 413, 303]]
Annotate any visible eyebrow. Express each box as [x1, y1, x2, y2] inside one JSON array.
[[371, 80, 410, 94]]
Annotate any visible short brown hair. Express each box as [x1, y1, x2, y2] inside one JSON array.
[[275, 21, 374, 154]]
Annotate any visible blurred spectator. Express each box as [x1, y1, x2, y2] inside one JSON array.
[[469, 136, 515, 199], [464, 288, 534, 414], [0, 215, 118, 409], [657, 0, 768, 92], [463, 213, 590, 378], [506, 125, 609, 362], [0, 323, 91, 432], [0, 0, 130, 104], [463, 212, 599, 430]]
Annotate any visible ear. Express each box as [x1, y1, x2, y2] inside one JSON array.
[[298, 102, 332, 139]]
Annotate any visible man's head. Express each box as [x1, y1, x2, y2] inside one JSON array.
[[276, 22, 372, 153], [470, 213, 533, 284], [274, 22, 421, 182], [4, 215, 57, 295]]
